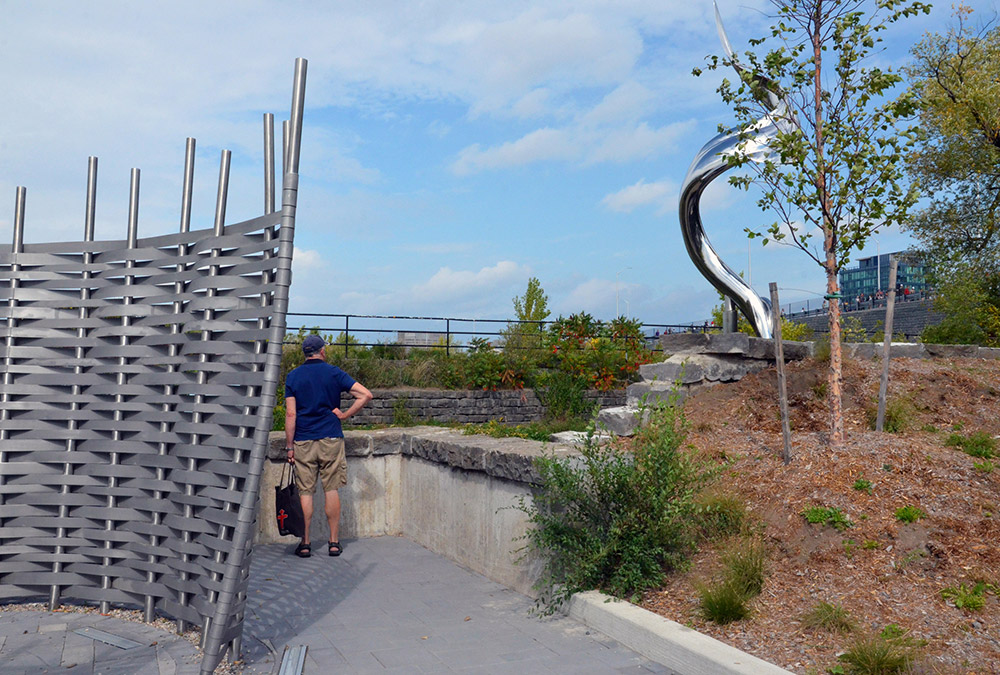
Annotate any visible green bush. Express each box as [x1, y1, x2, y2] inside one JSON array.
[[895, 505, 925, 524], [838, 625, 924, 674], [697, 538, 766, 624], [697, 578, 752, 624], [720, 538, 766, 597], [536, 370, 592, 422], [945, 431, 997, 459], [803, 506, 854, 531], [695, 492, 749, 538], [852, 478, 873, 495], [800, 600, 854, 633], [865, 398, 913, 433], [515, 397, 709, 613], [391, 397, 415, 427], [940, 582, 991, 611]]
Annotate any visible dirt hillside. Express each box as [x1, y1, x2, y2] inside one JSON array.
[[640, 355, 1000, 674]]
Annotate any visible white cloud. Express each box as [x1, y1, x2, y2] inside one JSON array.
[[292, 247, 325, 271], [451, 128, 578, 174], [601, 179, 677, 214], [451, 118, 695, 175], [580, 81, 654, 127], [414, 261, 528, 300], [586, 120, 694, 164]]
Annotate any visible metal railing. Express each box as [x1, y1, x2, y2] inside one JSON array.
[[284, 312, 710, 356]]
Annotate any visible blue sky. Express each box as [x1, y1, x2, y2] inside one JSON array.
[[2, 0, 997, 330]]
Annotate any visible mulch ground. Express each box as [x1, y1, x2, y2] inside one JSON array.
[[638, 356, 1000, 674]]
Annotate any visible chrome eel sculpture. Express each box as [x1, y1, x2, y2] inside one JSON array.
[[678, 3, 798, 339]]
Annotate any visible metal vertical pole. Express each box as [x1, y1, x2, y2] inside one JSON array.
[[264, 114, 275, 215], [175, 138, 196, 634], [101, 168, 140, 615], [282, 120, 290, 175], [446, 319, 451, 357], [344, 316, 350, 356], [200, 148, 231, 648], [769, 282, 791, 465], [723, 297, 735, 333], [201, 58, 308, 674], [0, 187, 26, 529], [151, 139, 194, 626], [876, 258, 898, 433], [214, 150, 231, 234], [51, 158, 99, 611]]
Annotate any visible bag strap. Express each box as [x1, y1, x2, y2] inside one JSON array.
[[280, 461, 290, 487]]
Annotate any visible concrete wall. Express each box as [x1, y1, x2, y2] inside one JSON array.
[[347, 388, 624, 426], [256, 429, 563, 596]]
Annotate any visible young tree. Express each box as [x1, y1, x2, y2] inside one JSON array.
[[513, 277, 551, 323], [697, 0, 929, 446], [502, 277, 551, 360]]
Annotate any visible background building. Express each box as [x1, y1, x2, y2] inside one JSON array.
[[839, 251, 927, 300]]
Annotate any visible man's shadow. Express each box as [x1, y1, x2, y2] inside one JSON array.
[[239, 539, 374, 666]]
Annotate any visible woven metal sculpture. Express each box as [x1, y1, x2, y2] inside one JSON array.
[[0, 58, 307, 674]]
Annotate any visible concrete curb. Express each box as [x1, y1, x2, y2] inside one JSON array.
[[566, 591, 792, 675]]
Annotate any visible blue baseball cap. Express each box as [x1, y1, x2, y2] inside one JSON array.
[[302, 335, 325, 356]]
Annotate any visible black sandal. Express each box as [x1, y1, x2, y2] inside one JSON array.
[[328, 541, 342, 557], [295, 542, 311, 558]]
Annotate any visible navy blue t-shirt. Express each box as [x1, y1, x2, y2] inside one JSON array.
[[284, 360, 357, 440]]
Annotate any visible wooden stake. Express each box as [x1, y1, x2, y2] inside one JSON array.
[[876, 258, 898, 432], [769, 282, 791, 464]]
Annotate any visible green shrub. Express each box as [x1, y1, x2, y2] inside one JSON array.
[[721, 538, 766, 597], [865, 398, 913, 433], [515, 397, 709, 613], [803, 506, 854, 531], [695, 492, 749, 538], [392, 397, 415, 427], [536, 370, 592, 422], [895, 506, 925, 524], [814, 334, 831, 362], [800, 600, 854, 633], [945, 431, 997, 459], [973, 460, 995, 473], [852, 478, 873, 495], [941, 582, 991, 611], [842, 316, 868, 343], [838, 626, 924, 674], [696, 537, 766, 625], [697, 578, 752, 624]]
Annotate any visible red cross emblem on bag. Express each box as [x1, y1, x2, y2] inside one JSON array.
[[277, 510, 288, 529]]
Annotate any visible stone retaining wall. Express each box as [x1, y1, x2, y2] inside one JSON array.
[[347, 388, 624, 426]]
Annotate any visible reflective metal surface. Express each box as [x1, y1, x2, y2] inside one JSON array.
[[678, 4, 797, 338]]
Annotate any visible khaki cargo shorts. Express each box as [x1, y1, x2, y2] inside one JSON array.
[[293, 437, 347, 494]]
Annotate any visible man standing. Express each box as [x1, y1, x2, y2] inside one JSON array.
[[284, 335, 373, 558]]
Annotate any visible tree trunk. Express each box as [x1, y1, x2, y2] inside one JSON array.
[[825, 250, 845, 448], [812, 0, 844, 449]]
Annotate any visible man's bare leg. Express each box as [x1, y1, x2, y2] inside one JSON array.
[[325, 489, 341, 544], [299, 493, 313, 545]]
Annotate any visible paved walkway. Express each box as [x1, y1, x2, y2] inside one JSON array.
[[0, 607, 202, 674], [0, 536, 672, 674]]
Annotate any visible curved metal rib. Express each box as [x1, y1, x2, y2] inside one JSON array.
[[679, 3, 796, 338]]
